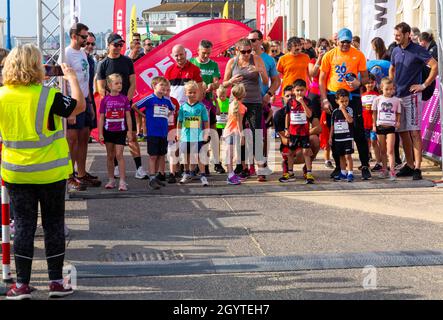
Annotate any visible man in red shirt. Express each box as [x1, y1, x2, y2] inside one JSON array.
[[165, 45, 204, 106]]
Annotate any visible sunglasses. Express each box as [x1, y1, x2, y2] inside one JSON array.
[[77, 34, 88, 40], [112, 43, 124, 48], [271, 50, 278, 53], [86, 42, 95, 46], [240, 49, 252, 54], [145, 43, 153, 46], [340, 40, 351, 44], [248, 39, 259, 43]]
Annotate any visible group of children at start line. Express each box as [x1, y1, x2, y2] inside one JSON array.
[[98, 74, 402, 190]]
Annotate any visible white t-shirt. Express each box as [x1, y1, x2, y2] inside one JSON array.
[[372, 96, 402, 127], [60, 46, 90, 98]]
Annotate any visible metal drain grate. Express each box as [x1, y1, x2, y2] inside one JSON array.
[[97, 250, 185, 263]]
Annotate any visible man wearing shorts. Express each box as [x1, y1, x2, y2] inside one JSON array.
[[389, 22, 438, 180]]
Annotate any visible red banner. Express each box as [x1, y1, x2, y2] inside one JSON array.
[[132, 19, 252, 103], [257, 0, 267, 39], [113, 0, 126, 54]]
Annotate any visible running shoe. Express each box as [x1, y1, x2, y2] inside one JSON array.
[[396, 165, 415, 177], [67, 177, 87, 192], [148, 179, 161, 190], [118, 182, 128, 191], [180, 174, 193, 185], [155, 178, 166, 187], [135, 167, 149, 180], [347, 173, 355, 183], [324, 160, 334, 169], [48, 282, 74, 299], [279, 173, 290, 183], [371, 163, 383, 172], [215, 164, 226, 174], [361, 167, 372, 180], [227, 175, 241, 185], [378, 170, 389, 179], [249, 165, 257, 177], [105, 180, 116, 189], [6, 284, 33, 300], [389, 172, 397, 181], [77, 174, 101, 188], [334, 173, 347, 182], [201, 176, 209, 187], [156, 173, 167, 182], [168, 173, 177, 184], [330, 168, 341, 179], [306, 172, 315, 184], [413, 169, 423, 181], [257, 175, 267, 182]]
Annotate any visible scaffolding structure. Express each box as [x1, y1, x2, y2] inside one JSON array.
[[37, 0, 66, 88]]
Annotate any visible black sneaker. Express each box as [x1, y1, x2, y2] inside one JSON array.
[[330, 168, 340, 179], [155, 177, 166, 187], [371, 163, 383, 172], [396, 165, 415, 177], [361, 166, 372, 180], [156, 173, 166, 182], [168, 173, 177, 184], [234, 164, 243, 175], [413, 169, 423, 181]]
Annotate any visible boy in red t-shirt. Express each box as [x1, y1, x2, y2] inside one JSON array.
[[361, 74, 382, 171], [284, 79, 315, 184]]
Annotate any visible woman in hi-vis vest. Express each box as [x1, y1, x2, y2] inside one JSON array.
[[0, 44, 85, 300]]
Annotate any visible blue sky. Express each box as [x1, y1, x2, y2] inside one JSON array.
[[1, 0, 159, 36]]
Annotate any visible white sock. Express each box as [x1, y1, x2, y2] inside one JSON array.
[[341, 170, 347, 175], [348, 171, 354, 175], [16, 282, 24, 289], [228, 172, 235, 179]]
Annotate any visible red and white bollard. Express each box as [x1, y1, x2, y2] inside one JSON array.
[[1, 179, 12, 283]]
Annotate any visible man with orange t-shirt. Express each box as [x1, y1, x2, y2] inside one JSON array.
[[319, 28, 371, 180], [277, 37, 310, 96]]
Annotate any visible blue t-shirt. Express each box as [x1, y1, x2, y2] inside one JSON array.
[[178, 102, 209, 142], [367, 59, 391, 85], [136, 94, 174, 138], [260, 52, 279, 97], [391, 42, 432, 98]]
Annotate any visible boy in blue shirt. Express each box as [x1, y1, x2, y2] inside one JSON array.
[[135, 76, 174, 190], [177, 81, 210, 186]]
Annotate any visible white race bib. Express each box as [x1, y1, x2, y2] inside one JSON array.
[[154, 105, 169, 119], [379, 111, 395, 122], [290, 112, 307, 125], [334, 120, 350, 134], [216, 113, 228, 124]]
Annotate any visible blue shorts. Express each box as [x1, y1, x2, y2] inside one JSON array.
[[67, 100, 94, 130], [364, 129, 378, 141]]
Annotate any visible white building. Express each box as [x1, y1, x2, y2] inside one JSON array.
[[0, 18, 5, 48]]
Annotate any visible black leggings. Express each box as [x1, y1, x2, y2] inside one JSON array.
[[5, 180, 67, 284], [242, 103, 263, 163], [327, 93, 370, 168]]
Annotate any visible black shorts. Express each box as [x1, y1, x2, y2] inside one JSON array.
[[147, 136, 168, 156], [376, 126, 396, 135], [129, 109, 137, 132], [103, 130, 127, 146], [335, 140, 354, 156], [67, 100, 94, 130], [289, 135, 310, 150]]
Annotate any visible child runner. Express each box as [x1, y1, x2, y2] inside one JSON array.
[[361, 73, 382, 172], [166, 82, 181, 184], [284, 79, 315, 184], [135, 76, 175, 190], [223, 84, 247, 185], [215, 86, 229, 174], [99, 74, 133, 191], [330, 89, 355, 182], [372, 78, 402, 181], [178, 81, 210, 186], [276, 85, 294, 183]]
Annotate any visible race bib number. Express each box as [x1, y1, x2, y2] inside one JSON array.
[[154, 105, 169, 119], [334, 120, 350, 134], [290, 112, 307, 125], [106, 110, 124, 120], [379, 111, 395, 122], [184, 116, 200, 129], [216, 113, 228, 124]]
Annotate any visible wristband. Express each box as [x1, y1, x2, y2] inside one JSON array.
[[422, 83, 427, 89], [266, 90, 274, 97]]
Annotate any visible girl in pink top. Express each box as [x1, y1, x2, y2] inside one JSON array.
[[223, 84, 247, 185], [372, 78, 402, 181]]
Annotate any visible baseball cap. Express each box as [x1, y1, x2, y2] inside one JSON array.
[[338, 28, 353, 42], [107, 33, 125, 45]]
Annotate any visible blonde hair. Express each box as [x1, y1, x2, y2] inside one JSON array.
[[106, 73, 122, 85], [216, 86, 227, 97], [184, 80, 199, 92], [151, 76, 169, 88], [2, 44, 44, 86], [231, 83, 246, 100], [380, 77, 393, 87]]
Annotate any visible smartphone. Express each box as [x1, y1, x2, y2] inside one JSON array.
[[44, 65, 64, 77], [321, 46, 327, 53]]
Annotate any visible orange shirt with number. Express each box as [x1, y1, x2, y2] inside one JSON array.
[[320, 47, 367, 92]]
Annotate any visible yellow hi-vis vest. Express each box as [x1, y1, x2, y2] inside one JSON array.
[[0, 85, 73, 184]]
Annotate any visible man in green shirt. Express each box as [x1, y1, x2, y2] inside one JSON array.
[[190, 40, 221, 100]]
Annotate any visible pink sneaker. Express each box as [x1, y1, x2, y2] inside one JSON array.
[[119, 182, 128, 191], [105, 180, 116, 189], [249, 165, 257, 177], [49, 282, 74, 298], [6, 284, 33, 300]]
